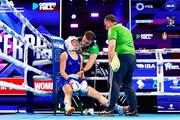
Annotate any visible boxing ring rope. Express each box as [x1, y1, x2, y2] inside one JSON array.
[[0, 0, 179, 100], [0, 34, 51, 94], [86, 76, 180, 81], [1, 47, 178, 95], [0, 0, 52, 49], [98, 48, 180, 56], [0, 0, 53, 96], [92, 76, 180, 96], [32, 60, 52, 66], [0, 52, 52, 95], [135, 48, 180, 54], [100, 92, 180, 96], [0, 52, 52, 78], [0, 21, 51, 60], [87, 48, 180, 96], [90, 77, 180, 96], [0, 81, 49, 95], [32, 75, 51, 81], [85, 59, 180, 63], [0, 24, 179, 96], [0, 1, 179, 115]]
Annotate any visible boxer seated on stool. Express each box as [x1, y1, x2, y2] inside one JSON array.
[[60, 36, 108, 115]]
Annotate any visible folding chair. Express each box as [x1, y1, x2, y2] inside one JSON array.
[[54, 84, 86, 115]]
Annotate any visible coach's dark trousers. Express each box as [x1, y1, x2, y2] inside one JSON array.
[[108, 54, 137, 112]]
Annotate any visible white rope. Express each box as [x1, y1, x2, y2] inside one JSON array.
[[0, 81, 51, 95], [31, 76, 180, 81], [84, 76, 180, 81], [0, 21, 51, 60], [34, 45, 48, 49], [33, 75, 51, 80], [0, 0, 55, 96], [32, 59, 52, 66], [134, 76, 180, 80], [101, 92, 180, 96], [137, 59, 180, 63], [86, 77, 108, 81], [99, 48, 180, 55], [133, 77, 157, 80], [84, 59, 180, 63], [0, 0, 52, 48], [136, 48, 180, 54], [0, 52, 52, 78]]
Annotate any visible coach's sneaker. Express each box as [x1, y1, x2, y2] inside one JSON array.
[[114, 104, 124, 116], [125, 110, 139, 116], [98, 108, 114, 116], [87, 108, 94, 115], [83, 108, 94, 115], [83, 108, 88, 115]]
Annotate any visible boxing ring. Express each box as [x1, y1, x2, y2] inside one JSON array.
[[0, 0, 180, 117], [0, 0, 53, 96], [89, 48, 180, 96], [0, 0, 64, 113]]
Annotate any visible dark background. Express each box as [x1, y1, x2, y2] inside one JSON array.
[[61, 0, 129, 51]]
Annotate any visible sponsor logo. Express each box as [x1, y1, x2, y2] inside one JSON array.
[[136, 34, 153, 39], [152, 80, 157, 89], [162, 32, 168, 40], [0, 78, 53, 95], [32, 2, 56, 11], [136, 80, 145, 89], [166, 16, 175, 27], [34, 82, 53, 90], [136, 3, 153, 11], [173, 80, 178, 86], [158, 106, 165, 109], [164, 62, 180, 71], [162, 32, 180, 40], [56, 72, 61, 79], [136, 63, 156, 69], [169, 80, 180, 90], [135, 20, 153, 24], [53, 42, 64, 49], [0, 2, 24, 13], [67, 61, 72, 65], [168, 104, 175, 110], [165, 0, 176, 11]]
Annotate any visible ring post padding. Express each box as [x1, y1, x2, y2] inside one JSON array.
[[50, 36, 65, 113]]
